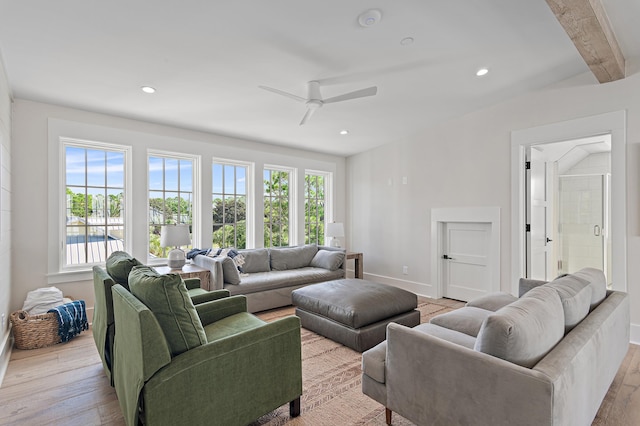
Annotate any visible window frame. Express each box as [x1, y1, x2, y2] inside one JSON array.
[[147, 149, 200, 264], [212, 158, 254, 250], [304, 170, 332, 245], [58, 137, 132, 272], [263, 164, 297, 248]]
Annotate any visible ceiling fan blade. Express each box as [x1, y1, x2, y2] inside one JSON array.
[[299, 108, 316, 126], [258, 85, 306, 103], [323, 86, 378, 104]]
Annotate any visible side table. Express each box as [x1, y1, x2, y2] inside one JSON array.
[[346, 252, 364, 279], [155, 263, 211, 290]]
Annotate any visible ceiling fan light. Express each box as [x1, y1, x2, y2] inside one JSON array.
[[141, 86, 156, 93], [476, 68, 489, 77], [340, 130, 349, 135]]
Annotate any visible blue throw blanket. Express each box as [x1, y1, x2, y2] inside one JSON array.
[[48, 300, 89, 342]]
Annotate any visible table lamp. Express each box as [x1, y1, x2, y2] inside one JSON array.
[[160, 224, 191, 269], [326, 222, 344, 248]]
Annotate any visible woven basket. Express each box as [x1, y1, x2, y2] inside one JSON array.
[[10, 310, 61, 350]]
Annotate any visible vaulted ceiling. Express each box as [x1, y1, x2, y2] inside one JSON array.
[[0, 1, 638, 156]]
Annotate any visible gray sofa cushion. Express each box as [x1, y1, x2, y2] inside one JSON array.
[[466, 292, 518, 312], [310, 249, 345, 271], [362, 341, 388, 384], [546, 274, 592, 332], [239, 248, 270, 273], [413, 322, 477, 349], [572, 267, 607, 310], [270, 245, 318, 270], [519, 278, 548, 297], [430, 307, 492, 337], [225, 267, 345, 295], [220, 257, 241, 285], [474, 285, 565, 368]]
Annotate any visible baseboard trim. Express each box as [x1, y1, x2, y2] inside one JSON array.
[[630, 323, 640, 345], [359, 272, 434, 298], [0, 325, 14, 386]]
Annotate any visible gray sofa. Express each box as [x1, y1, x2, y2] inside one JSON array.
[[193, 244, 345, 313], [362, 268, 630, 426]]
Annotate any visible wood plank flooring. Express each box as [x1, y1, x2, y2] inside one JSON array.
[[1, 320, 639, 425]]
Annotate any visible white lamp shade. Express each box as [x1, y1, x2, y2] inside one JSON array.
[[326, 222, 344, 238], [160, 224, 191, 248]]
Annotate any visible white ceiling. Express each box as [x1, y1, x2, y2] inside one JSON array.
[[0, 1, 638, 157]]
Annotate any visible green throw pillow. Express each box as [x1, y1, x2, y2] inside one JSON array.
[[106, 251, 143, 290], [128, 266, 207, 357]]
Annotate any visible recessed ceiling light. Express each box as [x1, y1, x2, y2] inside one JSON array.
[[358, 9, 382, 27], [141, 86, 156, 94], [340, 130, 349, 135], [400, 37, 414, 46], [476, 68, 489, 77]]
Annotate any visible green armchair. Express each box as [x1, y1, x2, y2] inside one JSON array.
[[111, 279, 302, 426], [92, 252, 228, 385]]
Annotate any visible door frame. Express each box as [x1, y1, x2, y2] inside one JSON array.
[[431, 207, 501, 299], [511, 111, 627, 294]]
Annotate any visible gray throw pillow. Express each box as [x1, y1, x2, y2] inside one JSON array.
[[572, 268, 607, 310], [270, 245, 319, 270], [221, 256, 241, 285], [310, 250, 345, 271], [239, 249, 271, 273], [547, 274, 592, 332], [474, 286, 564, 368], [105, 251, 143, 289], [128, 266, 207, 357]]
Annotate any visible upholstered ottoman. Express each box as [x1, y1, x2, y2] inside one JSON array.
[[291, 279, 420, 352]]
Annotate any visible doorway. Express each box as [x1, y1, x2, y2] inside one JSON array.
[[526, 137, 612, 283], [511, 111, 626, 294]]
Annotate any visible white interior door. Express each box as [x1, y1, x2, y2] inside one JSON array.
[[527, 147, 552, 280], [442, 222, 491, 302]]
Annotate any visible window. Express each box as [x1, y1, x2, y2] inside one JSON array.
[[148, 154, 195, 259], [305, 172, 327, 245], [264, 166, 295, 247], [212, 161, 250, 249], [64, 142, 126, 266]]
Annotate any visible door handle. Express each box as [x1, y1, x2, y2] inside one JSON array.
[[442, 254, 454, 260], [594, 225, 601, 236]]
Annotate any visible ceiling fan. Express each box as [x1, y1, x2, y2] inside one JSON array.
[[258, 80, 378, 125]]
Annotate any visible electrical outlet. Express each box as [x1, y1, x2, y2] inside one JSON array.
[[402, 265, 408, 275]]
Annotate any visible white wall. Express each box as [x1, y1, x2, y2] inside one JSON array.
[[346, 63, 640, 338], [0, 53, 13, 380], [10, 99, 346, 315]]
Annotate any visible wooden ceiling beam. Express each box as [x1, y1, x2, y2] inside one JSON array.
[[545, 0, 625, 83]]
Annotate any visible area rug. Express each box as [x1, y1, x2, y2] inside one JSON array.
[[251, 298, 463, 426]]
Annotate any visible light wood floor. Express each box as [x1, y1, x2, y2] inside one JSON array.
[[1, 327, 639, 425]]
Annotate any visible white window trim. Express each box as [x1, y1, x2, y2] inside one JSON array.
[[305, 169, 333, 244], [212, 157, 255, 249], [147, 149, 200, 264], [264, 164, 297, 247], [49, 136, 133, 281]]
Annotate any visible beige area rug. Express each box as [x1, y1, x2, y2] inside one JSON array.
[[251, 298, 464, 426]]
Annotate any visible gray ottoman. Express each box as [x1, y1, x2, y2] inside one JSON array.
[[291, 279, 420, 352]]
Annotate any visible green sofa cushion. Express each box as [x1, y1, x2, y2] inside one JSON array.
[[129, 266, 207, 357], [106, 251, 143, 289]]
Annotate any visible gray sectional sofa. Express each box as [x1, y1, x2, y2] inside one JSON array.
[[192, 244, 345, 313], [362, 268, 630, 426]]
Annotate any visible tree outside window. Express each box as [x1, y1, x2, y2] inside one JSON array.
[[264, 168, 291, 247], [305, 173, 325, 245], [213, 162, 248, 249]]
